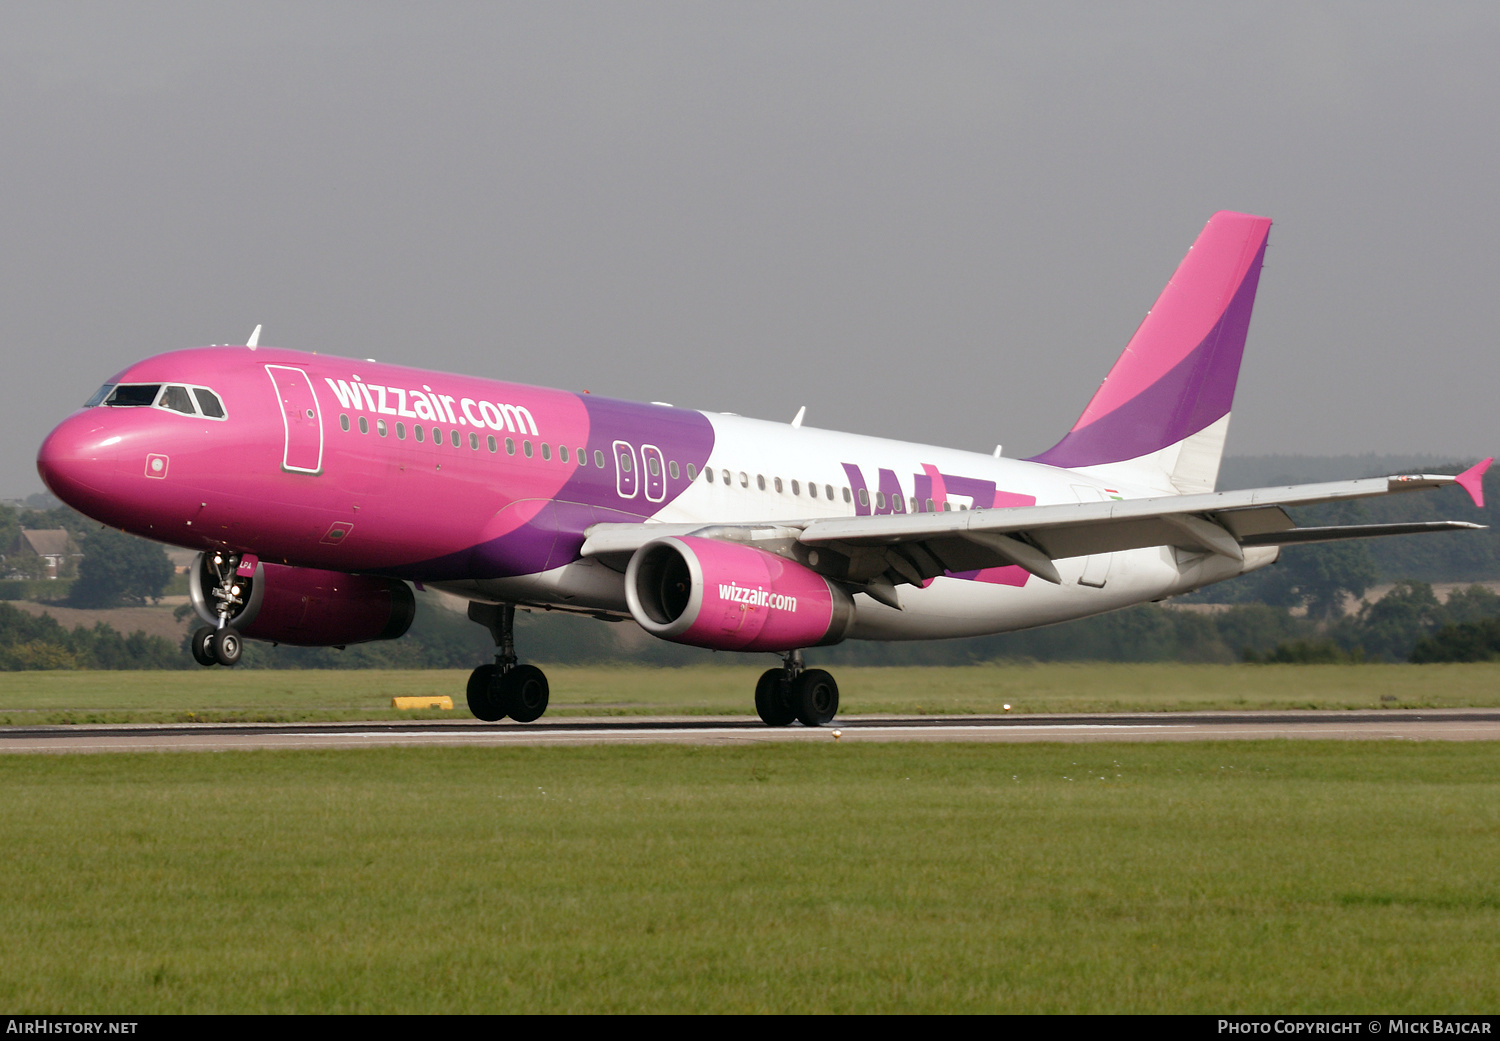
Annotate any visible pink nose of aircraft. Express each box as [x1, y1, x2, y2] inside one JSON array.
[[36, 411, 130, 527]]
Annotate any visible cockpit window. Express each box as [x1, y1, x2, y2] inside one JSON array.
[[193, 388, 226, 419], [95, 382, 227, 420], [159, 385, 195, 415], [104, 384, 162, 407]]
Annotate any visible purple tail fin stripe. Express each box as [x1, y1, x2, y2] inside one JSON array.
[[1029, 212, 1270, 470]]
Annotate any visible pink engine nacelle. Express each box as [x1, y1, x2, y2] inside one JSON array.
[[625, 536, 855, 652], [189, 556, 415, 647]]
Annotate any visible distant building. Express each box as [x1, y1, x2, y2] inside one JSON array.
[[3, 529, 81, 580]]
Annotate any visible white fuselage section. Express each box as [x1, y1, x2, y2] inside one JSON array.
[[447, 410, 1271, 642]]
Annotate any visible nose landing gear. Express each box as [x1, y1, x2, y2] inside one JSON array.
[[465, 602, 550, 723], [190, 551, 248, 668], [755, 649, 839, 727]]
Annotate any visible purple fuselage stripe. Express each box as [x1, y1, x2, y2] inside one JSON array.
[[393, 396, 716, 580]]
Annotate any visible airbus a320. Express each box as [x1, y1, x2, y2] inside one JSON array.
[[36, 212, 1490, 725]]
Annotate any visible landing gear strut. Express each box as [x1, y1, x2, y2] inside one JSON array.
[[190, 551, 247, 668], [465, 602, 550, 723], [755, 649, 839, 727]]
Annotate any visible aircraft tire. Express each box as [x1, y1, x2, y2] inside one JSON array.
[[792, 669, 839, 727], [501, 664, 550, 723], [754, 668, 796, 726], [212, 627, 243, 667], [466, 664, 506, 722], [190, 626, 217, 667]]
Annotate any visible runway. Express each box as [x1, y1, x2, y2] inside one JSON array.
[[3, 708, 1499, 753]]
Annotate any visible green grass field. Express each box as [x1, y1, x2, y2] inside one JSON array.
[[2, 661, 1499, 723], [0, 741, 1496, 1013]]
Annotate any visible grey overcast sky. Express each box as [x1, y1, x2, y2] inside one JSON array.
[[4, 2, 1497, 495]]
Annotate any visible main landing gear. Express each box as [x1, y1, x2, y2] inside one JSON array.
[[191, 551, 246, 668], [465, 602, 549, 723], [755, 649, 839, 728]]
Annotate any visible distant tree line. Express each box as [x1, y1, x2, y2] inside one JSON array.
[[0, 603, 186, 670]]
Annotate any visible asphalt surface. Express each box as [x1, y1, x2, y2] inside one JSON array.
[[2, 709, 1498, 753]]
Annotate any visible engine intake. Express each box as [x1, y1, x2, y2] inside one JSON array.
[[625, 536, 854, 652], [189, 554, 415, 647]]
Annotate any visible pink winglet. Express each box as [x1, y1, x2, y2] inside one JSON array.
[[1455, 458, 1492, 509]]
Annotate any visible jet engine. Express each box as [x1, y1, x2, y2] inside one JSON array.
[[625, 536, 855, 652], [189, 554, 415, 647]]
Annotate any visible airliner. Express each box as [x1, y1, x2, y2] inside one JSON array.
[[36, 212, 1489, 726]]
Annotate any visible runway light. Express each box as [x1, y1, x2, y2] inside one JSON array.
[[1003, 704, 1012, 712], [831, 729, 842, 742]]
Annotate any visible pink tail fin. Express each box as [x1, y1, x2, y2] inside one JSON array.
[[1030, 211, 1272, 492]]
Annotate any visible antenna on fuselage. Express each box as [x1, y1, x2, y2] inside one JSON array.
[[246, 324, 262, 349], [791, 406, 806, 428]]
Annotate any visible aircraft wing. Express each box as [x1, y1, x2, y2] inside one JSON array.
[[580, 463, 1489, 592]]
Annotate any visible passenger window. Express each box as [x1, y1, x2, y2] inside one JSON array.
[[808, 483, 819, 500], [648, 456, 660, 476], [524, 441, 533, 458], [706, 468, 716, 484], [739, 472, 748, 488], [578, 448, 587, 467], [843, 488, 852, 503], [432, 426, 441, 443], [541, 443, 550, 460], [925, 498, 934, 512], [397, 423, 406, 440], [686, 463, 697, 480], [470, 432, 479, 449], [560, 446, 569, 463], [359, 417, 369, 434], [594, 450, 605, 467], [378, 419, 388, 437], [487, 435, 497, 452], [791, 480, 800, 496], [192, 388, 226, 419], [506, 438, 515, 455], [721, 469, 730, 485], [415, 425, 425, 443], [825, 484, 834, 500], [452, 429, 461, 448], [669, 460, 679, 479], [619, 452, 631, 472], [859, 489, 869, 507], [909, 497, 918, 512], [876, 492, 886, 509], [757, 475, 766, 490], [340, 414, 350, 432], [774, 477, 783, 493]]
